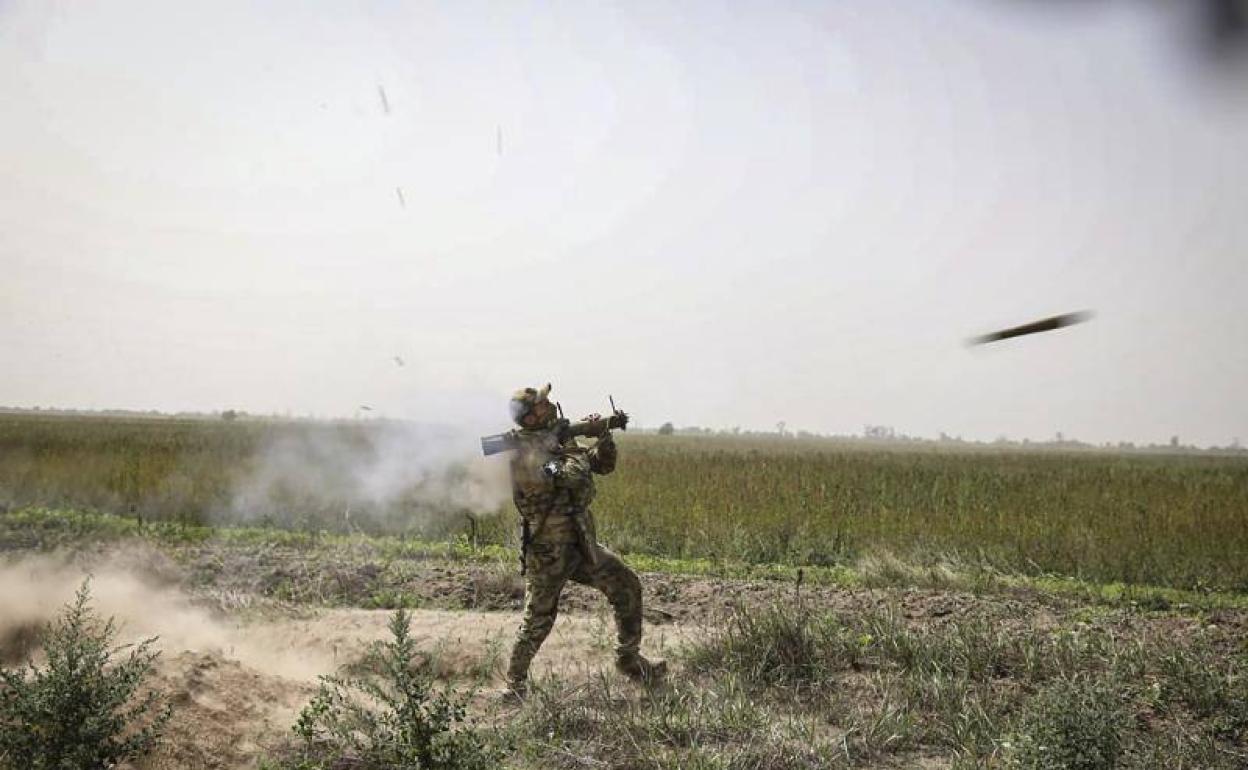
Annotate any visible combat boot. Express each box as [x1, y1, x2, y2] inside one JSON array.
[[616, 653, 667, 684], [506, 647, 533, 702]]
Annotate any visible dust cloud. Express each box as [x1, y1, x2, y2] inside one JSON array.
[[0, 552, 333, 680], [0, 550, 681, 682], [0, 550, 665, 693]]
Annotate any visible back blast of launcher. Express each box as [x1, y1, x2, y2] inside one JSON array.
[[480, 397, 629, 456]]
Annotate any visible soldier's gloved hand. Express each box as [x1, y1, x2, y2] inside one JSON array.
[[610, 410, 629, 431]]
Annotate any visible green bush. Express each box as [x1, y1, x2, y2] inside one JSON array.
[[0, 580, 171, 769], [286, 608, 501, 770], [1006, 676, 1133, 770]]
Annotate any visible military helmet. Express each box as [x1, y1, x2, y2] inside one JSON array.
[[510, 383, 556, 428]]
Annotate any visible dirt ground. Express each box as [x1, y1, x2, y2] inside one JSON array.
[[138, 606, 684, 770]]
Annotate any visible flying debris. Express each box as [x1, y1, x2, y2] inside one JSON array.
[[377, 84, 390, 115], [393, 356, 405, 367], [359, 405, 374, 411], [395, 187, 406, 209], [969, 311, 1094, 346]]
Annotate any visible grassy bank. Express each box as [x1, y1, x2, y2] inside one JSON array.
[[4, 507, 1247, 613]]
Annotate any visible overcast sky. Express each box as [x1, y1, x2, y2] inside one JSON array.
[[2, 1, 1245, 445]]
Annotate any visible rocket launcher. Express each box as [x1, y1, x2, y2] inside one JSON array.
[[480, 397, 629, 456]]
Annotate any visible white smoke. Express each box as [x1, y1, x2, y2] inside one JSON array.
[[226, 419, 511, 533]]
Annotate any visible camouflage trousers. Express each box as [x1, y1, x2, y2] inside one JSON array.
[[507, 541, 643, 685]]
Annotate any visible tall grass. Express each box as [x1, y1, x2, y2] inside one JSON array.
[[597, 437, 1248, 591], [2, 414, 1246, 591]]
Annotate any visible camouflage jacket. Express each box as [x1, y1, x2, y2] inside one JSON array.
[[509, 429, 617, 545]]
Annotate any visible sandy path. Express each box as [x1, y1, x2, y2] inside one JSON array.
[[143, 608, 688, 769]]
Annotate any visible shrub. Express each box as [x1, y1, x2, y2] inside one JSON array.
[[287, 607, 501, 770], [1006, 676, 1133, 770], [684, 602, 854, 686], [0, 580, 171, 769]]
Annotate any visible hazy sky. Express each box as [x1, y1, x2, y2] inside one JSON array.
[[2, 1, 1246, 445]]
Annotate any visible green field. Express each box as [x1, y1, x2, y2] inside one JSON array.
[[598, 436, 1248, 592], [2, 412, 1246, 592]]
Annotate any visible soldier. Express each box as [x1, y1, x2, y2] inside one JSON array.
[[505, 384, 665, 697]]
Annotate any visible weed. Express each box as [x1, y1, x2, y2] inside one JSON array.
[[285, 608, 502, 770], [686, 603, 868, 687], [515, 670, 836, 769], [1155, 640, 1248, 741], [464, 632, 507, 687], [683, 602, 1248, 767], [365, 588, 421, 610], [1004, 675, 1133, 769]]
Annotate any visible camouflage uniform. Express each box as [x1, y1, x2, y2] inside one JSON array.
[[505, 388, 661, 691]]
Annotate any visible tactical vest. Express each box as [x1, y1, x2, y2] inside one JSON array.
[[509, 433, 595, 545]]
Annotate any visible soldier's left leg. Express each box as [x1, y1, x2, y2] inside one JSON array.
[[507, 544, 573, 691], [572, 546, 664, 680]]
